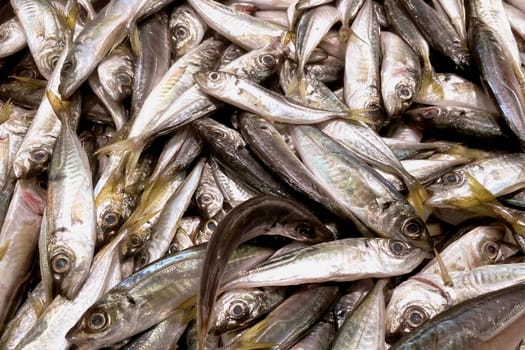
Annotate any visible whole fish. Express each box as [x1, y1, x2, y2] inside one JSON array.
[[224, 238, 428, 289]]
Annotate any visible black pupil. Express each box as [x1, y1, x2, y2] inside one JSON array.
[[55, 257, 68, 269], [400, 88, 410, 97], [445, 174, 457, 183], [410, 311, 423, 325], [39, 181, 48, 190], [207, 221, 217, 230], [232, 304, 244, 316], [392, 242, 403, 254], [487, 244, 497, 255], [131, 236, 141, 246], [210, 72, 219, 80], [91, 313, 105, 327], [33, 150, 47, 161], [406, 222, 420, 234], [262, 55, 274, 65], [297, 224, 313, 236], [176, 27, 186, 38], [105, 214, 117, 225]]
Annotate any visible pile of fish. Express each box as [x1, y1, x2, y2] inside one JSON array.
[[2, 0, 525, 348]]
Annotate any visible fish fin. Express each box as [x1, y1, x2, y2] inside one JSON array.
[[342, 108, 377, 125], [406, 179, 431, 220], [95, 136, 145, 184], [8, 76, 48, 89], [339, 24, 350, 42], [281, 31, 296, 47], [286, 71, 307, 100], [0, 240, 10, 260], [0, 99, 13, 123], [230, 342, 277, 350], [445, 173, 496, 213], [442, 143, 490, 161], [129, 23, 141, 58], [27, 291, 46, 318], [420, 68, 444, 100], [45, 90, 71, 126], [64, 0, 80, 33], [434, 247, 453, 287]]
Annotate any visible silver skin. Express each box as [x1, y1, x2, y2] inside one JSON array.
[[209, 156, 256, 207], [332, 279, 374, 328], [88, 72, 128, 131], [170, 4, 208, 59], [0, 177, 46, 328], [45, 94, 96, 300], [0, 17, 27, 58], [380, 31, 421, 118], [292, 125, 432, 250], [504, 2, 525, 41], [386, 263, 525, 343], [66, 245, 274, 349], [13, 229, 126, 350], [212, 287, 287, 333], [195, 162, 224, 219], [10, 0, 66, 79], [344, 0, 383, 129], [435, 0, 466, 42], [58, 0, 148, 98], [337, 0, 365, 39], [389, 284, 525, 350], [289, 319, 336, 350], [186, 0, 286, 51], [224, 238, 428, 289], [98, 44, 134, 103], [426, 154, 525, 208], [227, 285, 339, 350], [332, 279, 388, 350], [194, 71, 351, 124]]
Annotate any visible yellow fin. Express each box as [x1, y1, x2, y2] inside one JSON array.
[[45, 90, 71, 124], [0, 100, 13, 123], [434, 247, 453, 287], [0, 240, 10, 260], [286, 73, 307, 101], [8, 76, 47, 89], [27, 291, 46, 318], [230, 341, 277, 350], [420, 67, 444, 100], [406, 180, 431, 220]]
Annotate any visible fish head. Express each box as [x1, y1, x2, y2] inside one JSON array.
[[67, 291, 137, 348], [13, 144, 51, 178], [466, 224, 519, 267], [212, 289, 263, 334], [193, 117, 245, 152], [98, 60, 134, 103], [58, 46, 93, 98], [95, 190, 125, 245], [385, 278, 448, 343], [379, 239, 430, 269], [194, 71, 233, 93], [119, 222, 153, 258], [170, 5, 204, 58], [49, 231, 94, 299], [36, 37, 66, 79], [378, 200, 432, 252], [196, 186, 224, 219], [425, 170, 471, 208], [383, 78, 418, 117]]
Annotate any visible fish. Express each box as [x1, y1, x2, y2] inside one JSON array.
[[0, 17, 27, 59], [196, 195, 334, 349]]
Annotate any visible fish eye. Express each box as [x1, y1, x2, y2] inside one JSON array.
[[38, 180, 48, 191], [174, 25, 188, 40], [102, 211, 121, 228], [208, 72, 221, 82], [396, 84, 413, 100], [129, 234, 142, 248], [440, 172, 462, 185], [30, 149, 49, 163], [49, 55, 60, 70], [199, 193, 214, 205], [168, 243, 178, 255], [260, 54, 276, 67], [62, 58, 75, 74], [295, 223, 314, 237], [118, 74, 131, 85], [87, 309, 109, 331], [51, 252, 72, 274], [229, 300, 249, 319], [389, 240, 410, 256], [136, 251, 149, 268], [482, 241, 499, 260], [402, 218, 424, 239], [207, 220, 217, 231], [403, 306, 428, 329]]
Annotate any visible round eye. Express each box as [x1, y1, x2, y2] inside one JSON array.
[[30, 149, 49, 163], [129, 234, 142, 248], [102, 211, 120, 228], [229, 301, 248, 319], [389, 240, 410, 256], [168, 243, 178, 255], [174, 25, 188, 40], [199, 193, 214, 205], [441, 172, 461, 185], [402, 218, 424, 239], [87, 309, 109, 331], [118, 74, 131, 85], [207, 220, 217, 231], [49, 55, 60, 70], [51, 253, 72, 274], [208, 72, 221, 81], [482, 240, 499, 260], [295, 223, 314, 237], [396, 84, 413, 100], [260, 54, 276, 67], [136, 251, 149, 268], [62, 58, 75, 74], [38, 180, 48, 191], [403, 306, 428, 330]]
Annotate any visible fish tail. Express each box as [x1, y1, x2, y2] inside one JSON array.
[[286, 70, 307, 100], [45, 90, 72, 126], [339, 24, 350, 42], [420, 67, 444, 99], [433, 247, 453, 287], [406, 179, 431, 220], [444, 144, 489, 161], [0, 99, 13, 123], [0, 240, 9, 260], [231, 342, 277, 350]]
